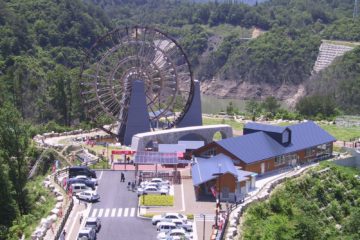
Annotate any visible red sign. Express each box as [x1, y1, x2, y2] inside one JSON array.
[[111, 150, 136, 155]]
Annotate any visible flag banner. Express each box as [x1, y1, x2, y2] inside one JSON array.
[[210, 185, 217, 198]]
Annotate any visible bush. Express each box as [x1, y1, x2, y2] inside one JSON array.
[[139, 195, 174, 206]]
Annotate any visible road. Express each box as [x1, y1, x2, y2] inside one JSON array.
[[89, 171, 157, 240]]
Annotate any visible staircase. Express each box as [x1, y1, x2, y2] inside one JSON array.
[[313, 41, 355, 73]]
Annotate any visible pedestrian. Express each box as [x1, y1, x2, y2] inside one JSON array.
[[80, 214, 83, 224], [121, 172, 125, 182], [127, 181, 131, 190], [131, 181, 135, 191]]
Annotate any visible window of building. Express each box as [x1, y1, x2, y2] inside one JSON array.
[[275, 153, 297, 166], [201, 147, 216, 157], [282, 130, 289, 144], [305, 148, 315, 157]]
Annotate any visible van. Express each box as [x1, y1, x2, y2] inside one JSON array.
[[69, 166, 97, 179], [156, 222, 177, 233], [77, 228, 96, 240], [70, 183, 91, 194], [85, 217, 101, 232]]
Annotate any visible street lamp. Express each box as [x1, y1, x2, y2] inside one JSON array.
[[200, 213, 206, 240], [212, 163, 222, 229]]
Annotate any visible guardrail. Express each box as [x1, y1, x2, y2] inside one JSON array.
[[53, 168, 72, 240]]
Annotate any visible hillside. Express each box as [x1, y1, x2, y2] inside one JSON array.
[[241, 162, 360, 240], [305, 46, 360, 115], [0, 0, 111, 125], [88, 0, 360, 113]]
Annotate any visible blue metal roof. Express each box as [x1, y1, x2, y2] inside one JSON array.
[[217, 121, 336, 164], [191, 154, 254, 186], [244, 122, 287, 133]]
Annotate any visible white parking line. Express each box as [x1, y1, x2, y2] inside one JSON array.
[[123, 208, 129, 217], [130, 208, 135, 217], [91, 209, 98, 217], [111, 208, 116, 217], [98, 171, 104, 181], [181, 182, 186, 211], [104, 208, 110, 217], [98, 208, 104, 217], [117, 208, 123, 217]]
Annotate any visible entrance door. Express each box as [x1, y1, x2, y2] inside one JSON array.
[[261, 162, 265, 174]]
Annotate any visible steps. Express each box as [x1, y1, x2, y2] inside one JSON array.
[[313, 42, 354, 73]]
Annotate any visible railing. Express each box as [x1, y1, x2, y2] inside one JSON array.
[[54, 200, 74, 240], [53, 168, 72, 240]]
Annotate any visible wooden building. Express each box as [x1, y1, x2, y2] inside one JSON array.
[[193, 121, 336, 175]]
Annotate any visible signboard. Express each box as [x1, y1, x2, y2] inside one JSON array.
[[178, 141, 204, 150], [158, 144, 186, 153], [111, 150, 136, 155]]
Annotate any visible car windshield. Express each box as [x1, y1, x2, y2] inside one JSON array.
[[86, 222, 96, 226]]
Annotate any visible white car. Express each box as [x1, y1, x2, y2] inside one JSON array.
[[152, 213, 187, 225], [137, 186, 169, 196], [157, 228, 192, 240], [75, 175, 98, 185], [140, 182, 170, 189], [171, 219, 193, 232], [142, 178, 170, 187], [76, 190, 100, 202]]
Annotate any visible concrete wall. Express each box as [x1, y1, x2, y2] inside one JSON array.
[[333, 148, 360, 169], [131, 125, 233, 151]]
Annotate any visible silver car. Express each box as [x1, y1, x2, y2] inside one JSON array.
[[137, 186, 169, 196]]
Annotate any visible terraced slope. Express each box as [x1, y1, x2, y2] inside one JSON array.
[[241, 162, 360, 240]]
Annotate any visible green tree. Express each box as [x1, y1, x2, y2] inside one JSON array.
[[0, 102, 30, 215], [0, 159, 17, 238], [261, 96, 280, 117], [245, 99, 261, 121]]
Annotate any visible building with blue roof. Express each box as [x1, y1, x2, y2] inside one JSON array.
[[191, 154, 256, 202], [193, 121, 336, 174]]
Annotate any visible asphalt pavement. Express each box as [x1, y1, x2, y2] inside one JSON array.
[[90, 171, 157, 240]]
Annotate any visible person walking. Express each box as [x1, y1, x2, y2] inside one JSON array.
[[121, 172, 125, 182]]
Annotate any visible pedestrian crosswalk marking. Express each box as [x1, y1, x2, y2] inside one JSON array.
[[90, 208, 137, 218], [123, 208, 129, 217], [117, 208, 123, 217], [111, 208, 116, 217], [98, 208, 104, 217], [130, 208, 135, 217], [104, 208, 110, 217], [91, 209, 98, 218]]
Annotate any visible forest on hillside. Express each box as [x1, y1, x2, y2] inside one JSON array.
[[0, 0, 360, 130], [242, 162, 360, 240]]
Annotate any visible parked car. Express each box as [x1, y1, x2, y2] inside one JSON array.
[[77, 228, 96, 240], [140, 182, 170, 190], [68, 177, 96, 190], [137, 186, 169, 196], [157, 228, 192, 240], [171, 219, 193, 232], [152, 213, 187, 225], [143, 178, 170, 186], [156, 222, 178, 233], [75, 175, 98, 185], [76, 190, 100, 202], [69, 166, 97, 179], [70, 183, 92, 195], [85, 217, 101, 232]]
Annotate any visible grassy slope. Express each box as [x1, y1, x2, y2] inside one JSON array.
[[241, 162, 360, 240]]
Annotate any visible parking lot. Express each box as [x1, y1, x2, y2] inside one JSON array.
[[85, 171, 157, 240]]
